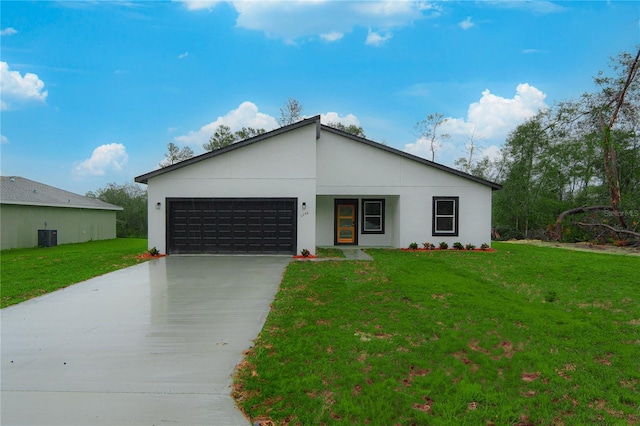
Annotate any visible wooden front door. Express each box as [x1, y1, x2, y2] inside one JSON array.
[[335, 200, 358, 245]]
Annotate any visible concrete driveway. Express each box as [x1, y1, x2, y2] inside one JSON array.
[[1, 255, 291, 426]]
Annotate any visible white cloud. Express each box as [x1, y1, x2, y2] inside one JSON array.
[[178, 0, 222, 11], [0, 62, 48, 110], [320, 112, 360, 127], [458, 17, 475, 30], [1, 27, 18, 36], [464, 83, 547, 138], [178, 51, 189, 59], [175, 101, 278, 147], [1, 134, 9, 144], [73, 143, 128, 176], [179, 0, 426, 44], [405, 83, 548, 165], [366, 29, 392, 46], [479, 144, 502, 162], [320, 32, 344, 42], [486, 0, 567, 14]]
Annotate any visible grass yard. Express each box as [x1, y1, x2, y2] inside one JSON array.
[[316, 247, 346, 258], [234, 242, 640, 425], [1, 238, 149, 308]]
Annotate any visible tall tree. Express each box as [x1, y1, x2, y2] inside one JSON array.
[[547, 49, 640, 240], [454, 128, 483, 174], [86, 183, 147, 238], [278, 98, 303, 126], [159, 142, 194, 168], [494, 117, 555, 238], [414, 112, 450, 162], [326, 121, 366, 138], [235, 127, 266, 140], [203, 124, 235, 151], [203, 124, 267, 152], [592, 49, 640, 228]]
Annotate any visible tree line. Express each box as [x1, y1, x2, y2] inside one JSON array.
[[469, 49, 639, 243], [86, 183, 147, 238]]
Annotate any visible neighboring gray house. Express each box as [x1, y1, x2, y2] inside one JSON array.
[[0, 176, 122, 250], [135, 116, 501, 255]]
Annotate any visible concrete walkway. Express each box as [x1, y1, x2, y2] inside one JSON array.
[[338, 248, 374, 260], [1, 256, 290, 426]]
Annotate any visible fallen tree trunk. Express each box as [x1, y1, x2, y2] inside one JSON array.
[[552, 205, 612, 240], [575, 222, 640, 240]]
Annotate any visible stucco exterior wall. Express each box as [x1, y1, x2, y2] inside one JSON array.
[[0, 204, 117, 250], [146, 124, 318, 254], [316, 132, 493, 247]]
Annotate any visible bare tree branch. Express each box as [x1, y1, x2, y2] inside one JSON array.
[[575, 222, 640, 239]]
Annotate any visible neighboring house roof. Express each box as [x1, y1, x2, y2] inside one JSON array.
[[0, 176, 123, 211], [135, 115, 502, 190]]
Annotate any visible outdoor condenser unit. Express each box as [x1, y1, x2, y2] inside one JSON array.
[[38, 229, 58, 247]]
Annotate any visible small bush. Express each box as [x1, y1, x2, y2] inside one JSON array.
[[148, 246, 160, 256], [480, 243, 490, 250], [423, 242, 435, 250], [408, 242, 419, 250], [465, 243, 476, 250], [301, 248, 311, 257], [453, 242, 464, 250], [439, 242, 449, 250]]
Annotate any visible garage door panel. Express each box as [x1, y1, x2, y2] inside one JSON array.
[[167, 198, 297, 254]]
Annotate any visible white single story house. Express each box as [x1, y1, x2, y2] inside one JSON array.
[[0, 176, 122, 250], [135, 116, 501, 255]]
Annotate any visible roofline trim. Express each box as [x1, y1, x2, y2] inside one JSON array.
[[0, 200, 123, 211]]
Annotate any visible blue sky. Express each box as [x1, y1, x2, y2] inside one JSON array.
[[1, 1, 638, 195]]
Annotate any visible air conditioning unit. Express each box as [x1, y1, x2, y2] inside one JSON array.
[[38, 230, 58, 247]]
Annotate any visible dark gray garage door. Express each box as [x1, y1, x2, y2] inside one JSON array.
[[167, 198, 297, 254]]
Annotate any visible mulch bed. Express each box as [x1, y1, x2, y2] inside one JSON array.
[[136, 253, 168, 259], [401, 248, 497, 252], [292, 255, 318, 260]]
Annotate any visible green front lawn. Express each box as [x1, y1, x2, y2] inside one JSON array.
[[234, 243, 640, 425], [1, 238, 149, 308]]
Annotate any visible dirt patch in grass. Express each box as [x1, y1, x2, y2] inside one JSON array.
[[502, 239, 640, 256]]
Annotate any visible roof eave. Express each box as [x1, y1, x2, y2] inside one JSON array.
[[0, 200, 123, 211]]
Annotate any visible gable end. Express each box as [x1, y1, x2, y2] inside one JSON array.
[[320, 125, 502, 190]]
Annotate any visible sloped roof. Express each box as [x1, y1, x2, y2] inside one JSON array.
[[135, 115, 501, 190], [0, 176, 123, 211]]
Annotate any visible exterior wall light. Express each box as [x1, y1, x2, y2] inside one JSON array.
[[302, 202, 306, 210], [156, 202, 162, 210]]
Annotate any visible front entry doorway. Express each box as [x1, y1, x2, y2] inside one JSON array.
[[335, 199, 358, 245]]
